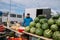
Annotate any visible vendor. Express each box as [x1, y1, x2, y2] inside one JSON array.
[[22, 13, 33, 27]]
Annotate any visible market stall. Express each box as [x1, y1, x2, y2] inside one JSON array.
[[1, 13, 60, 40]]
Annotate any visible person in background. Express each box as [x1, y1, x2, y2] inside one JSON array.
[[22, 13, 33, 40], [22, 13, 33, 27]]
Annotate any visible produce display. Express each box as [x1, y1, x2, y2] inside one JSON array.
[[39, 18, 47, 24], [44, 29, 52, 38], [53, 31, 60, 40], [11, 25, 19, 30], [56, 19, 60, 26], [25, 15, 60, 40], [41, 23, 49, 30], [15, 23, 20, 27], [48, 18, 55, 25], [10, 23, 20, 31], [35, 28, 43, 36], [24, 26, 30, 32], [36, 23, 41, 28], [50, 24, 58, 31], [30, 22, 36, 27], [34, 17, 39, 23], [30, 27, 36, 34]]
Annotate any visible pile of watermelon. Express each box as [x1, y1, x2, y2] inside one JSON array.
[[25, 15, 60, 40]]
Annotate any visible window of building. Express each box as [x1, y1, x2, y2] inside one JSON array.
[[17, 15, 22, 18], [2, 13, 8, 16], [10, 14, 16, 17]]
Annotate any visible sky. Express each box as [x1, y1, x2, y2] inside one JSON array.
[[0, 0, 60, 14]]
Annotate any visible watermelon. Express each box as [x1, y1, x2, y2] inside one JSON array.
[[38, 15, 46, 19], [34, 17, 39, 23], [25, 26, 30, 32], [53, 31, 60, 40], [48, 18, 54, 25], [56, 19, 60, 26], [58, 17, 60, 19], [30, 22, 36, 27], [50, 24, 58, 31], [36, 23, 41, 28], [30, 27, 36, 34], [35, 28, 43, 36], [42, 23, 49, 30], [44, 29, 52, 38], [52, 15, 59, 19], [39, 19, 47, 24]]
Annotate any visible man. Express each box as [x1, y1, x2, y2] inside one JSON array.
[[23, 13, 33, 27], [22, 13, 33, 40]]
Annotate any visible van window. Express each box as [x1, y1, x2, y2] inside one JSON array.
[[10, 14, 16, 17], [17, 15, 22, 18]]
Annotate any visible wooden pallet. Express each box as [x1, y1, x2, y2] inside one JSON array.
[[23, 31, 53, 40]]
